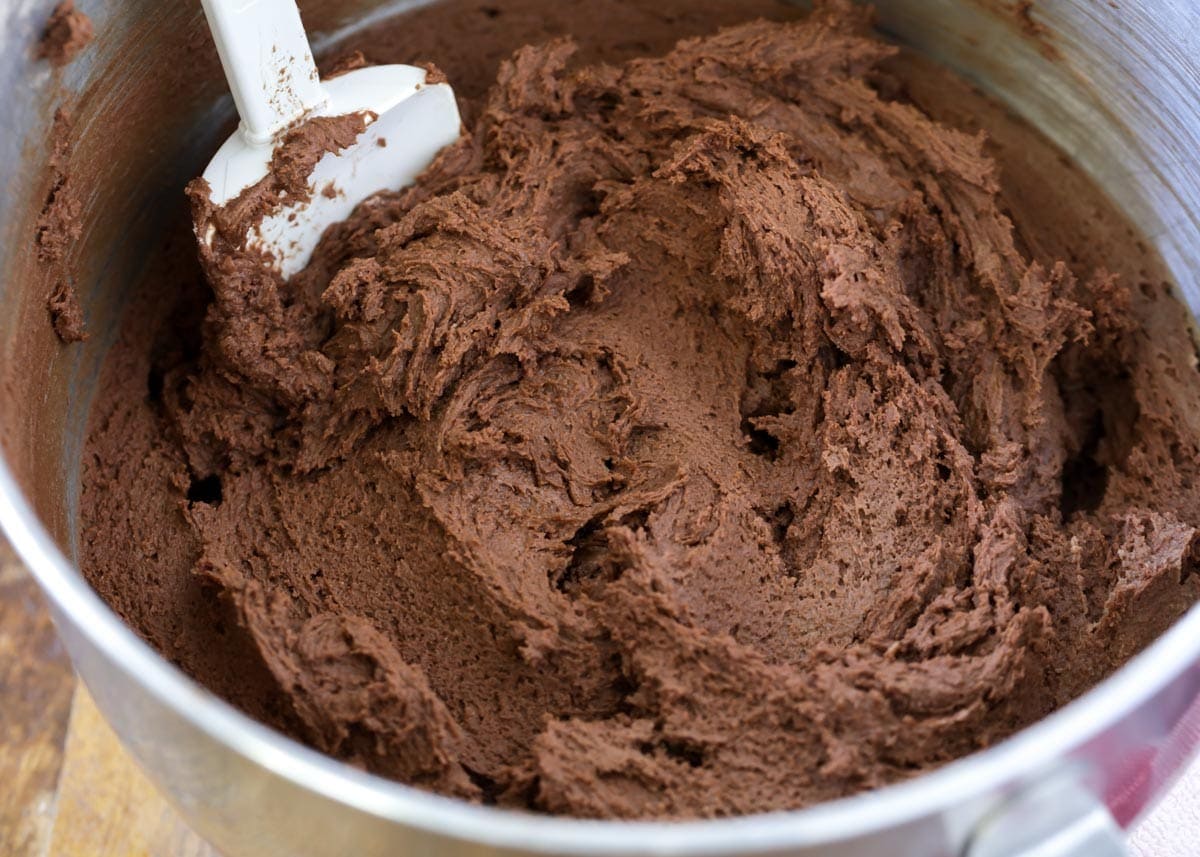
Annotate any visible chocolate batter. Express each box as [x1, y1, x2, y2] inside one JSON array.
[[81, 0, 1200, 818]]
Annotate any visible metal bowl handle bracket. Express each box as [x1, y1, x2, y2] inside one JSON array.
[[965, 775, 1126, 857]]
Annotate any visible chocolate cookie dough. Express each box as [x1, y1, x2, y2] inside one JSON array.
[[39, 1, 94, 67], [39, 109, 87, 344], [81, 0, 1200, 819]]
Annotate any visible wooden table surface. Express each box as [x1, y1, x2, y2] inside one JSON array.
[[0, 539, 218, 856]]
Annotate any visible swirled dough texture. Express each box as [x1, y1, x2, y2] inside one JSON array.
[[83, 0, 1200, 818]]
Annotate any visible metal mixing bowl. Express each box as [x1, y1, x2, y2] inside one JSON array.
[[2, 1, 1199, 855]]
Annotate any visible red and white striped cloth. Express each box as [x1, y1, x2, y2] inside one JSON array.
[[1130, 754, 1200, 856]]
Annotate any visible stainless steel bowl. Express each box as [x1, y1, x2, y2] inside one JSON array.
[[3, 1, 1199, 855]]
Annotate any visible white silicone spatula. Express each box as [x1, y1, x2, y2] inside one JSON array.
[[198, 0, 462, 278]]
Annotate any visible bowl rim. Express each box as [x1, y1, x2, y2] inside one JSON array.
[[4, 450, 1200, 853]]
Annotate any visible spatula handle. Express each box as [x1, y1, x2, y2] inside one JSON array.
[[199, 0, 328, 145]]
